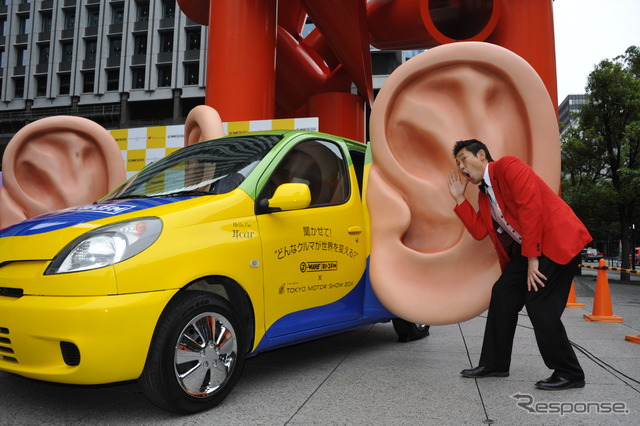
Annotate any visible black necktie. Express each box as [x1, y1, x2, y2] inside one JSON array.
[[479, 179, 488, 193]]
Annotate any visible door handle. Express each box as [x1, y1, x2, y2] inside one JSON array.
[[348, 226, 363, 234]]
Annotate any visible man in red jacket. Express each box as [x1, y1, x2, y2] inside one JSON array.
[[448, 139, 592, 390]]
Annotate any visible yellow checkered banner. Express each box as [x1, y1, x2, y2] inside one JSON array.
[[112, 118, 319, 178]]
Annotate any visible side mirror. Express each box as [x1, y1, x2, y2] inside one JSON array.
[[259, 183, 311, 213]]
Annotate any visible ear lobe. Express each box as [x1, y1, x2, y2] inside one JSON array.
[[367, 42, 560, 325], [1, 116, 126, 226], [184, 105, 225, 146]]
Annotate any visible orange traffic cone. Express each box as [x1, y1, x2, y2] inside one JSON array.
[[584, 259, 623, 322], [566, 281, 585, 308], [626, 335, 640, 344]]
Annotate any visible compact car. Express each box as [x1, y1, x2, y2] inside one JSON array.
[[0, 131, 428, 413], [582, 248, 604, 262]]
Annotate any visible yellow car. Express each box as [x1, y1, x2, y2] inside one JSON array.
[[0, 131, 428, 413]]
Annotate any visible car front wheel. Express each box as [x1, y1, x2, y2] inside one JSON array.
[[140, 291, 245, 413]]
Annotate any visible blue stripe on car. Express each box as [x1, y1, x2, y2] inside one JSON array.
[[0, 198, 191, 237]]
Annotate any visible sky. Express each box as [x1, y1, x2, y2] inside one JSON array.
[[553, 0, 640, 102]]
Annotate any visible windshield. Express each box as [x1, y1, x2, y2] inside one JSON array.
[[107, 134, 283, 200]]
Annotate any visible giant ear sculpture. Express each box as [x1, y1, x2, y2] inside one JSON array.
[[367, 42, 560, 325], [0, 116, 126, 229], [184, 105, 225, 146]]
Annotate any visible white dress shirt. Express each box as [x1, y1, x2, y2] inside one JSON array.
[[483, 165, 523, 244]]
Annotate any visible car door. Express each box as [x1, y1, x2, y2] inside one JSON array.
[[256, 137, 367, 336]]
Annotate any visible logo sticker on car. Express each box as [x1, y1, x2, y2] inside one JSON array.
[[299, 261, 338, 273]]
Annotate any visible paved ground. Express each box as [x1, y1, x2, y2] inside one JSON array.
[[1, 267, 638, 425]]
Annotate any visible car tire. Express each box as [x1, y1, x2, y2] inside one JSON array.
[[140, 291, 245, 414], [392, 319, 430, 342]]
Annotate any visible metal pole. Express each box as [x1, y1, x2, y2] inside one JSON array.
[[633, 224, 636, 270]]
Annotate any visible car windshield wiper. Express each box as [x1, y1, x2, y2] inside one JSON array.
[[161, 190, 212, 197], [109, 194, 152, 200]]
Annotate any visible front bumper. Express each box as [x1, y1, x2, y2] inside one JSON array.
[[0, 290, 177, 384]]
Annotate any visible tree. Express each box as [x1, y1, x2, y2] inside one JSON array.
[[561, 46, 640, 280]]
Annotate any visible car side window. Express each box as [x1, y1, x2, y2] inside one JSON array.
[[260, 139, 350, 207]]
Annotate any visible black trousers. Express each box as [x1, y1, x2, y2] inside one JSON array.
[[478, 250, 584, 380]]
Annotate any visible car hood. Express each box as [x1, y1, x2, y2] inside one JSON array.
[[0, 198, 193, 238], [0, 197, 195, 262]]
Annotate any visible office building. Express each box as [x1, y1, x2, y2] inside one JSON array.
[[558, 93, 587, 133], [0, 0, 208, 154]]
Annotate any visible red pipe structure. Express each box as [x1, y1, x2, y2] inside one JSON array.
[[177, 0, 559, 142]]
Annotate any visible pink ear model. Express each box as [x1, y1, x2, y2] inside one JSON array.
[[184, 105, 225, 146], [367, 42, 560, 325], [0, 116, 126, 229]]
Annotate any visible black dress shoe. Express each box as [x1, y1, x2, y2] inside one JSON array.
[[535, 376, 585, 390], [460, 366, 509, 378]]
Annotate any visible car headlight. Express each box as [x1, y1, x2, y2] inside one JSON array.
[[45, 218, 163, 275]]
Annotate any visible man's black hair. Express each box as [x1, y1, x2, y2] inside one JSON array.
[[453, 139, 494, 162]]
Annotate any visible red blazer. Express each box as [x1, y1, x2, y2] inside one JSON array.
[[454, 156, 592, 269]]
